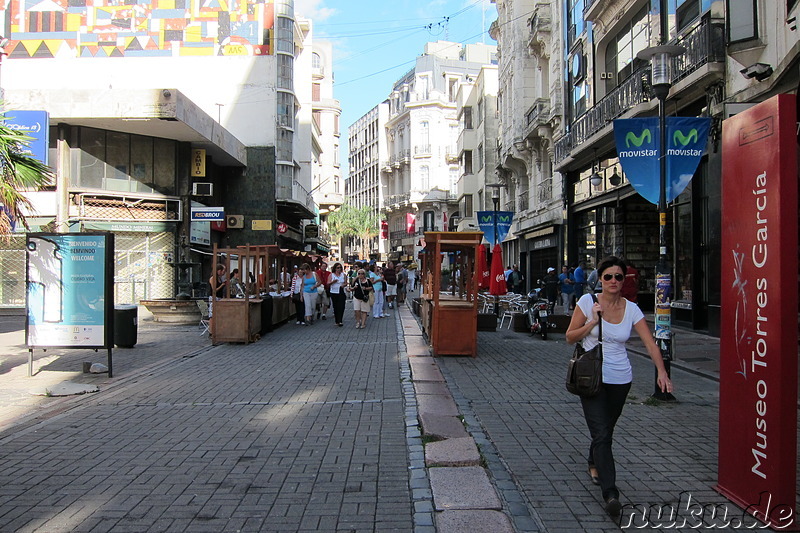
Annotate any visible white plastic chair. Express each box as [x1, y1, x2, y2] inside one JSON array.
[[197, 299, 210, 336]]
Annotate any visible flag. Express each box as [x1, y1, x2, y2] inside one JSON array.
[[406, 213, 415, 234]]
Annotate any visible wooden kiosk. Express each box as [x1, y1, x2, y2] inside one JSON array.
[[211, 244, 263, 344], [419, 232, 482, 357]]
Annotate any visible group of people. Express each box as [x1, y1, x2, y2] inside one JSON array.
[[287, 260, 418, 330], [536, 261, 640, 316]]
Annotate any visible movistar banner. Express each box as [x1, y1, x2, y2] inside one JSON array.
[[614, 117, 711, 204], [476, 211, 513, 244]]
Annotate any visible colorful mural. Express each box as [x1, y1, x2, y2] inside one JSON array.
[[3, 0, 274, 58]]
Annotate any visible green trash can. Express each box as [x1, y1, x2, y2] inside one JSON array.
[[114, 304, 138, 348]]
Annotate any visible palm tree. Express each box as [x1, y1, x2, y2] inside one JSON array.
[[327, 202, 381, 260], [0, 118, 55, 238]]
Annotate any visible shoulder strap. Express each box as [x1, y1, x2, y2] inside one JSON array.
[[590, 293, 602, 343]]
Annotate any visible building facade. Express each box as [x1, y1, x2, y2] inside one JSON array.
[[0, 0, 322, 307], [381, 41, 498, 264], [492, 0, 800, 334]]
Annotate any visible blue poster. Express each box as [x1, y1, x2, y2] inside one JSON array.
[[26, 234, 107, 347], [614, 117, 711, 204], [476, 211, 514, 244], [4, 110, 50, 166]]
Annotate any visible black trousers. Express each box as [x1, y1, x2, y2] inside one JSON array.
[[293, 297, 304, 323], [580, 382, 631, 500], [330, 291, 346, 324]]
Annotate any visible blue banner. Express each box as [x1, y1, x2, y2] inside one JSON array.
[[5, 110, 50, 166], [614, 117, 711, 204], [476, 211, 514, 244]]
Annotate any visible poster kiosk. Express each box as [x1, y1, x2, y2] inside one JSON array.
[[419, 232, 482, 358]]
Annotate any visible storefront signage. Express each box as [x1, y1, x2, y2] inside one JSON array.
[[717, 95, 797, 529], [190, 220, 211, 245], [613, 117, 710, 204], [304, 224, 319, 240], [192, 149, 206, 177], [191, 206, 224, 221], [80, 221, 173, 233], [277, 222, 287, 234], [251, 220, 272, 231], [476, 211, 514, 245], [5, 110, 49, 166], [26, 233, 112, 348], [532, 236, 556, 250]]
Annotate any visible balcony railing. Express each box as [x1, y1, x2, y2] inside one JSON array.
[[554, 20, 725, 164], [414, 145, 432, 156], [538, 179, 553, 204], [383, 192, 411, 208], [525, 98, 551, 134], [519, 191, 529, 212]]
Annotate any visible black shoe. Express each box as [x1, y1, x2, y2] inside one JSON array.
[[605, 497, 622, 517]]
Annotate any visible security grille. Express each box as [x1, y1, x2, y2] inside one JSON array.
[[0, 237, 25, 308]]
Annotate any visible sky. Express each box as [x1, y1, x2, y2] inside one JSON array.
[[294, 0, 496, 171]]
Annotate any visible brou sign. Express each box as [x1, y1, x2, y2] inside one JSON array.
[[717, 95, 797, 529]]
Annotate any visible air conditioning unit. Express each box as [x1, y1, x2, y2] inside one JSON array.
[[227, 215, 244, 229], [192, 182, 213, 196]]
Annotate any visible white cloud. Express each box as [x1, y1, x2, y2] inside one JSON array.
[[295, 0, 336, 21]]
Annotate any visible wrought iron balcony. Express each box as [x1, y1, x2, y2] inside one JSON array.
[[554, 20, 725, 164], [537, 179, 553, 204], [518, 192, 529, 212], [414, 145, 432, 156]]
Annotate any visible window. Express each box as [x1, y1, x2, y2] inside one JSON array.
[[678, 0, 715, 32], [312, 83, 321, 102], [727, 0, 758, 42], [463, 150, 473, 175], [477, 99, 483, 125], [477, 144, 483, 171], [566, 0, 585, 49], [277, 54, 293, 89], [277, 91, 294, 128], [463, 107, 473, 129], [423, 211, 435, 232], [312, 52, 322, 69], [462, 194, 473, 218], [448, 78, 458, 102], [420, 166, 430, 191], [604, 7, 648, 90]]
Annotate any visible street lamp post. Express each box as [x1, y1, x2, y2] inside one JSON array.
[[486, 183, 502, 315], [637, 44, 684, 401]]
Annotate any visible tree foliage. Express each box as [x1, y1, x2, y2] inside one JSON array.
[[0, 117, 55, 237], [327, 202, 381, 259]]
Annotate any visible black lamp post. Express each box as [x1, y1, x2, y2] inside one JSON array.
[[637, 44, 684, 401], [486, 183, 502, 315]]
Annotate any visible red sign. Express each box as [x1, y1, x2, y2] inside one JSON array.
[[718, 95, 797, 529], [277, 222, 287, 234]]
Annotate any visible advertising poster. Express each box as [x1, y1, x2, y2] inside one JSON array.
[[26, 233, 111, 348], [718, 95, 797, 529]]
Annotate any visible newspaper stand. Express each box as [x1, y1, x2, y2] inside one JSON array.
[[211, 244, 263, 344], [419, 232, 482, 357]]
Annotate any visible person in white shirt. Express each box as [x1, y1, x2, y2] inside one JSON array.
[[566, 255, 672, 518], [327, 263, 347, 327]]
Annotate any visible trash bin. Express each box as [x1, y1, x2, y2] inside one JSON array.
[[114, 304, 138, 348]]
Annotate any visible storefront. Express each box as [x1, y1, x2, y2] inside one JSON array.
[[522, 225, 562, 285]]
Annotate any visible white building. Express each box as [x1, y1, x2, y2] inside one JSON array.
[[346, 103, 388, 261], [0, 0, 317, 306], [490, 0, 564, 284], [381, 41, 497, 263]]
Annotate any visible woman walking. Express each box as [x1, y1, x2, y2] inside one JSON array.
[[369, 264, 387, 319], [300, 262, 320, 325], [565, 256, 672, 517], [328, 263, 347, 327], [291, 265, 305, 325], [349, 269, 373, 329]]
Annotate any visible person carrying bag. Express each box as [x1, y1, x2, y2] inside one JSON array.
[[565, 256, 673, 518], [566, 293, 603, 397]]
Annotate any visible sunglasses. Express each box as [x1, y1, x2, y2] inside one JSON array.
[[603, 273, 625, 282]]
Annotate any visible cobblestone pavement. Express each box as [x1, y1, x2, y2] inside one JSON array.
[[0, 306, 415, 532]]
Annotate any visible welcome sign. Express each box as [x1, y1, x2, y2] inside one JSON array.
[[476, 211, 513, 245], [613, 117, 710, 204]]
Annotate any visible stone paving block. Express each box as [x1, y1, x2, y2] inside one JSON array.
[[436, 510, 514, 533], [429, 466, 502, 511], [405, 336, 432, 355], [413, 382, 451, 396], [418, 413, 468, 439], [425, 437, 481, 467], [408, 360, 444, 382], [417, 394, 458, 416]]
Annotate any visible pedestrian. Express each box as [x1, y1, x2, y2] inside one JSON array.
[[383, 261, 397, 309], [208, 262, 227, 329], [573, 261, 587, 301], [368, 263, 388, 318], [315, 262, 331, 320], [620, 260, 640, 303], [559, 265, 574, 315], [291, 265, 305, 325], [328, 262, 347, 327], [300, 262, 320, 325], [396, 264, 407, 304], [587, 265, 599, 293], [349, 268, 373, 329], [542, 267, 559, 310], [565, 255, 673, 517], [406, 263, 417, 293], [279, 266, 291, 291], [508, 264, 524, 294]]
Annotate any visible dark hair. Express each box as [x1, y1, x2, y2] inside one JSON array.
[[332, 262, 343, 271], [597, 256, 627, 276]]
